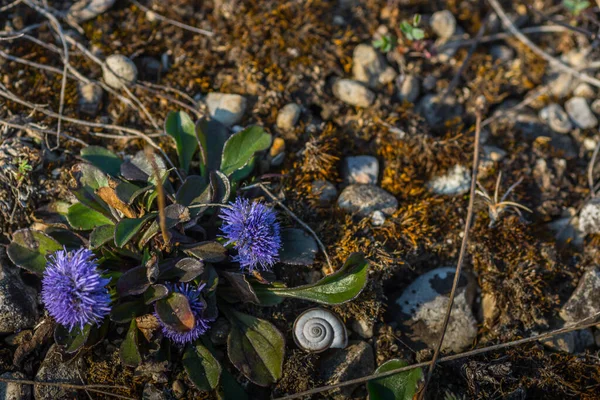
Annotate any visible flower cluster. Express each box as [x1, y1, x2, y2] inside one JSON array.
[[220, 197, 282, 272], [155, 283, 214, 345], [42, 248, 111, 331]]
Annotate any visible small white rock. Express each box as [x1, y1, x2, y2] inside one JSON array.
[[427, 165, 471, 196], [342, 155, 379, 185], [276, 103, 301, 130], [565, 97, 598, 129], [352, 44, 389, 89], [371, 210, 386, 226], [579, 198, 600, 235], [396, 74, 420, 103], [205, 93, 247, 127], [102, 54, 138, 89], [352, 319, 374, 339], [332, 79, 375, 108], [573, 83, 595, 99], [483, 145, 507, 162], [430, 10, 456, 39]]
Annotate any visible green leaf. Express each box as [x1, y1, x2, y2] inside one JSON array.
[[158, 258, 204, 282], [90, 225, 115, 249], [217, 368, 248, 400], [184, 241, 228, 263], [67, 203, 114, 230], [195, 117, 229, 174], [367, 359, 422, 400], [155, 293, 195, 332], [176, 175, 212, 218], [225, 308, 285, 386], [114, 213, 156, 247], [70, 163, 112, 216], [254, 252, 368, 305], [183, 342, 222, 391], [220, 126, 271, 176], [165, 111, 198, 174], [110, 300, 148, 323], [7, 229, 62, 274], [117, 266, 151, 297], [210, 170, 231, 204], [54, 324, 91, 354], [279, 228, 318, 266], [116, 181, 152, 205], [80, 146, 122, 176], [120, 320, 142, 367], [143, 284, 169, 304]]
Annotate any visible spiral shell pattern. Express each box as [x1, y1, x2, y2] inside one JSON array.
[[293, 308, 348, 353]]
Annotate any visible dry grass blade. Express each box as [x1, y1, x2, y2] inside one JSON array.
[[129, 0, 214, 37], [145, 146, 169, 247]]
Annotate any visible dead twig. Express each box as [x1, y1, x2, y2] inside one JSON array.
[[0, 117, 88, 147], [129, 0, 214, 37], [589, 139, 600, 198], [0, 377, 134, 400]]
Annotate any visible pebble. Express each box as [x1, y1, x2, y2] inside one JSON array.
[[430, 10, 456, 39], [342, 155, 379, 185], [68, 0, 116, 22], [539, 103, 572, 134], [396, 74, 420, 103], [490, 45, 514, 62], [370, 210, 386, 227], [311, 180, 338, 206], [426, 165, 471, 196], [276, 103, 301, 130], [573, 83, 595, 99], [337, 184, 398, 218], [547, 72, 575, 99], [352, 319, 374, 339], [142, 383, 167, 400], [35, 344, 84, 399], [591, 99, 600, 115], [332, 79, 376, 108], [102, 54, 138, 89], [78, 82, 103, 116], [352, 43, 389, 89], [542, 329, 595, 353], [482, 145, 507, 162], [319, 341, 374, 400], [417, 93, 463, 126], [172, 380, 186, 399], [0, 371, 32, 400], [565, 97, 598, 129], [140, 57, 162, 79], [422, 75, 437, 91], [560, 267, 600, 323], [547, 209, 584, 248], [394, 267, 477, 353], [0, 261, 39, 334], [579, 199, 600, 236], [205, 93, 247, 127]]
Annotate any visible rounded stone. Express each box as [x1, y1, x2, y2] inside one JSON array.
[[342, 155, 379, 185], [337, 184, 398, 217], [396, 74, 420, 103], [332, 79, 375, 108], [78, 82, 103, 116], [352, 43, 389, 89], [430, 10, 457, 39], [276, 103, 302, 130], [102, 54, 138, 89], [565, 97, 598, 129], [311, 180, 338, 206], [579, 198, 600, 236], [205, 93, 247, 127], [426, 165, 471, 196]]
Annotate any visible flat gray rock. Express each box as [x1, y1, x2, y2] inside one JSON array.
[[430, 10, 456, 39], [337, 184, 398, 217], [205, 93, 247, 127], [0, 371, 32, 400], [0, 260, 38, 334], [342, 155, 379, 185], [565, 97, 598, 129], [34, 344, 85, 400], [319, 341, 374, 400], [560, 268, 600, 323]]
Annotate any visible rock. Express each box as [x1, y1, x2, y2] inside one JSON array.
[[422, 75, 437, 91], [394, 267, 477, 353], [0, 261, 38, 334], [370, 210, 386, 227], [396, 74, 420, 103], [319, 341, 374, 400], [490, 45, 514, 62], [417, 93, 463, 126], [579, 198, 600, 235], [0, 371, 32, 400], [430, 10, 456, 39], [172, 380, 186, 399], [140, 57, 162, 79], [560, 268, 600, 323], [311, 180, 338, 206], [68, 0, 116, 23], [542, 328, 594, 353], [342, 156, 379, 185], [276, 103, 301, 130], [352, 319, 373, 339], [482, 145, 507, 162], [426, 165, 471, 196], [573, 83, 595, 99], [332, 79, 375, 108], [102, 54, 138, 89], [337, 184, 398, 218], [35, 344, 84, 400], [566, 97, 598, 129], [539, 103, 572, 134], [205, 93, 247, 127], [547, 209, 584, 248], [77, 82, 103, 116], [142, 383, 167, 400], [352, 44, 390, 89], [378, 67, 397, 86], [482, 292, 499, 328], [547, 72, 575, 99]]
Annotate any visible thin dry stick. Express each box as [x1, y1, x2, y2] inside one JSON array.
[[0, 378, 134, 400], [145, 146, 169, 246], [255, 182, 334, 274], [487, 0, 600, 88], [129, 0, 214, 37], [0, 0, 23, 13], [588, 139, 600, 198], [0, 117, 89, 146], [274, 311, 600, 400], [418, 98, 485, 400]]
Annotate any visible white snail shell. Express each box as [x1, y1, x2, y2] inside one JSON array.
[[293, 308, 348, 353]]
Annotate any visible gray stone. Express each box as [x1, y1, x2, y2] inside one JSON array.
[[337, 184, 398, 217], [311, 180, 338, 206], [205, 93, 247, 127], [539, 103, 572, 134], [422, 75, 437, 91], [102, 54, 138, 89], [370, 210, 386, 227], [426, 165, 471, 196], [352, 44, 390, 89], [542, 328, 595, 353], [560, 268, 600, 323], [417, 94, 463, 126], [342, 155, 379, 185], [396, 74, 420, 103], [35, 344, 84, 400], [490, 45, 514, 62], [68, 0, 116, 23], [547, 72, 575, 99], [319, 341, 374, 400], [592, 99, 600, 115], [395, 267, 477, 353], [430, 10, 456, 39], [332, 79, 375, 108], [547, 209, 584, 248], [0, 371, 32, 400], [352, 319, 373, 339], [0, 262, 38, 334], [140, 57, 163, 79], [276, 103, 301, 130], [574, 83, 595, 99], [77, 82, 103, 116], [482, 145, 507, 162], [579, 198, 600, 235], [142, 383, 167, 400], [566, 97, 598, 129]]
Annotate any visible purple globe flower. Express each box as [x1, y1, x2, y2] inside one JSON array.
[[219, 197, 282, 272], [42, 247, 111, 331], [155, 283, 213, 345]]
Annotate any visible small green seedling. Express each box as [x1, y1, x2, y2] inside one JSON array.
[[400, 14, 425, 41], [373, 34, 396, 53], [17, 159, 32, 181], [563, 0, 590, 16]]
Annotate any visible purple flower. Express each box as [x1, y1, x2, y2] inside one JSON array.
[[42, 247, 111, 331], [155, 283, 213, 345], [219, 197, 281, 272]]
